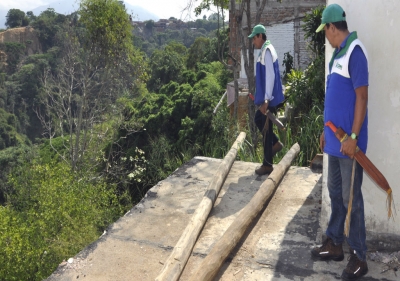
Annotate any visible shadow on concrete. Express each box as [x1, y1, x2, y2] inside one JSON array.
[[215, 169, 397, 280], [210, 174, 263, 220]]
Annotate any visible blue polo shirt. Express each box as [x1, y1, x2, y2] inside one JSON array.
[[324, 32, 369, 157], [338, 38, 369, 90]]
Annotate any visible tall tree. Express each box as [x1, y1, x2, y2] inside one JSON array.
[[186, 37, 210, 69], [147, 48, 185, 92], [38, 0, 147, 171], [5, 9, 29, 28], [31, 8, 68, 51], [79, 0, 138, 66]]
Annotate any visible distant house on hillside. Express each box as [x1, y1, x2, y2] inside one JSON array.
[[168, 22, 178, 29], [131, 21, 145, 33], [169, 20, 187, 29], [154, 20, 168, 32]]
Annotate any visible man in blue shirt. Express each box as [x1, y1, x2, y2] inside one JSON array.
[[248, 24, 284, 175], [311, 4, 369, 280]]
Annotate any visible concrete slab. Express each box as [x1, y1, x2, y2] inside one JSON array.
[[46, 157, 399, 281], [200, 167, 398, 281]]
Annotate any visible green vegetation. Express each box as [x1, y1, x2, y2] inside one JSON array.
[[0, 108, 19, 149], [1, 160, 122, 280], [5, 9, 30, 28], [0, 2, 325, 280], [277, 5, 325, 166], [134, 16, 225, 57]]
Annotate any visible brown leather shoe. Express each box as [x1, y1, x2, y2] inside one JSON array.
[[255, 165, 273, 175], [341, 249, 368, 280], [311, 237, 344, 261], [272, 141, 283, 156]]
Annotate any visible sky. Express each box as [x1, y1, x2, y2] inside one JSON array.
[[0, 0, 215, 21], [125, 0, 211, 20]]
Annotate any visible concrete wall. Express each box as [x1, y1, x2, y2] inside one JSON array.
[[321, 0, 400, 250]]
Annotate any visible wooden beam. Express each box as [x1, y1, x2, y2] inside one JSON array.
[[188, 143, 300, 281], [155, 132, 247, 281]]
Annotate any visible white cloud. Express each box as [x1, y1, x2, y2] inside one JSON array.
[[0, 0, 49, 11]]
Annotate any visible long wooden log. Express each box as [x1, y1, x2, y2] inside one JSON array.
[[188, 143, 300, 281], [155, 132, 247, 281]]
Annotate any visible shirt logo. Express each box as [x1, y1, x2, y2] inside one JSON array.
[[335, 62, 342, 70]]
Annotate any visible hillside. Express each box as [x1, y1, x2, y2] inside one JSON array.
[[0, 0, 159, 29], [0, 26, 42, 55]]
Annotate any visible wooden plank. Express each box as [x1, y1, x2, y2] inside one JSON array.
[[155, 132, 247, 281], [188, 143, 300, 281]]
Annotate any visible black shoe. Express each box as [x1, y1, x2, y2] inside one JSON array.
[[311, 237, 344, 261], [341, 249, 368, 280]]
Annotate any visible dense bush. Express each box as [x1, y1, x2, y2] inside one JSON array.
[[0, 108, 20, 149], [109, 61, 232, 199], [0, 161, 124, 280], [0, 144, 32, 204], [285, 54, 325, 116], [1, 42, 25, 74]]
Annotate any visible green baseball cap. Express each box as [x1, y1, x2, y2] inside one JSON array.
[[316, 4, 346, 32], [248, 24, 266, 38]]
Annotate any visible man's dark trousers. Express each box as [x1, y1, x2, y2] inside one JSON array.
[[254, 107, 279, 167]]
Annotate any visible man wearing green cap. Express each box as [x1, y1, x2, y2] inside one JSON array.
[[248, 24, 284, 176], [311, 4, 369, 281]]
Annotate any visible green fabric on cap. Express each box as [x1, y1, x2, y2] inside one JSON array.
[[316, 4, 346, 32], [248, 24, 266, 38]]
